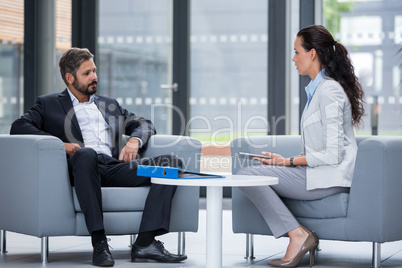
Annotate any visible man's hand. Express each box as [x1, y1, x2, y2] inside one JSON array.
[[119, 138, 140, 162], [64, 142, 81, 157]]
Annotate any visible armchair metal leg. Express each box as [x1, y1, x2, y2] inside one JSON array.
[[129, 234, 137, 247], [41, 237, 49, 263], [178, 232, 185, 255], [0, 230, 7, 254], [372, 242, 381, 268], [245, 233, 255, 260]]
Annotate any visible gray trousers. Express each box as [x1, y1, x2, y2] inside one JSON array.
[[238, 164, 348, 238]]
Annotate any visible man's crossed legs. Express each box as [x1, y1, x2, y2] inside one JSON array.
[[68, 148, 187, 266]]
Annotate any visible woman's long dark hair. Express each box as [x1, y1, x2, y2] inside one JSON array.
[[297, 25, 365, 127]]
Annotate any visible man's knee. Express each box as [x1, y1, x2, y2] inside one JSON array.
[[170, 155, 183, 168], [70, 147, 98, 163], [68, 148, 99, 186]]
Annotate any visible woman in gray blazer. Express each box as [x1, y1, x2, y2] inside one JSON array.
[[238, 25, 365, 267]]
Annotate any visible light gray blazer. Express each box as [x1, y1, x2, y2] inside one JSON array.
[[301, 77, 357, 190]]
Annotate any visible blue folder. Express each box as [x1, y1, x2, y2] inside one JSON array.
[[137, 165, 225, 179]]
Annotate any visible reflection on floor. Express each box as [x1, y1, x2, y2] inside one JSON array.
[[1, 200, 402, 268]]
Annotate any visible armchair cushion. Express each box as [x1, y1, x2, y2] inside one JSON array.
[[283, 192, 349, 219], [73, 187, 150, 212]]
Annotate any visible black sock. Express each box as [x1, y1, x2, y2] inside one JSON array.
[[91, 229, 106, 247], [134, 231, 156, 247]]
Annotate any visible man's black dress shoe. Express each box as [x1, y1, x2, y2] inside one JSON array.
[[92, 240, 115, 267], [131, 240, 187, 263]]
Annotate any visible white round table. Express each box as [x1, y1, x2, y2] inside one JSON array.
[[151, 174, 278, 268]]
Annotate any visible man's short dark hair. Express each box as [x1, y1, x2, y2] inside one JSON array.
[[59, 47, 94, 86]]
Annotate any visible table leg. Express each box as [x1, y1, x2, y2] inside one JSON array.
[[206, 185, 223, 268]]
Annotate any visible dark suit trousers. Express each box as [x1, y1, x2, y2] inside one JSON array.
[[67, 147, 182, 236]]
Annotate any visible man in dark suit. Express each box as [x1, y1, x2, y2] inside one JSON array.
[[10, 48, 187, 266]]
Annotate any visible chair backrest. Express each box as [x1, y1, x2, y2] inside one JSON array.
[[230, 135, 302, 174], [140, 135, 202, 172]]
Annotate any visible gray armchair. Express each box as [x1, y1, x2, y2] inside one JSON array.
[[0, 134, 201, 262], [230, 135, 402, 268]]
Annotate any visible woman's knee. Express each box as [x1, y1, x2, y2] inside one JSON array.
[[236, 167, 257, 176], [236, 164, 280, 177]]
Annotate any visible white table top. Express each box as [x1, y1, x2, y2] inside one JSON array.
[[151, 174, 278, 187]]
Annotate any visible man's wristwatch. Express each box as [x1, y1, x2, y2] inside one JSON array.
[[289, 157, 295, 167]]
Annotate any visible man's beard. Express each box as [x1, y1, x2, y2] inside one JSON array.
[[72, 79, 97, 96]]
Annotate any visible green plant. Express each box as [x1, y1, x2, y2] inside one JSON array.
[[323, 0, 354, 36]]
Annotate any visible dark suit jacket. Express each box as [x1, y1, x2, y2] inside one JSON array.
[[10, 89, 156, 159]]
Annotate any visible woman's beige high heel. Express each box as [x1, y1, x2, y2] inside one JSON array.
[[300, 225, 319, 248], [268, 232, 319, 267]]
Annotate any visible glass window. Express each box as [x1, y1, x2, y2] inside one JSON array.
[[189, 0, 268, 145], [98, 0, 173, 134], [0, 0, 24, 133], [55, 0, 72, 91], [289, 0, 301, 135], [323, 0, 402, 135], [0, 0, 71, 133]]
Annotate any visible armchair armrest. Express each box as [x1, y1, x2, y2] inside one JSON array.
[[141, 135, 202, 232], [141, 135, 202, 171], [0, 135, 76, 237], [346, 136, 402, 242], [230, 135, 302, 234], [230, 135, 302, 174]]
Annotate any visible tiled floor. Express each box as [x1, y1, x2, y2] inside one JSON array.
[[1, 199, 402, 268]]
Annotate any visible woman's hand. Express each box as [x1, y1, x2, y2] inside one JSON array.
[[253, 152, 287, 166]]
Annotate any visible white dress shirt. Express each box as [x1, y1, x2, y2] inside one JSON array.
[[67, 89, 113, 156]]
